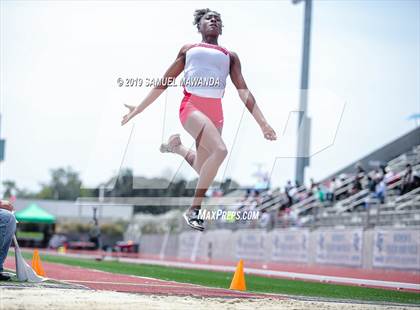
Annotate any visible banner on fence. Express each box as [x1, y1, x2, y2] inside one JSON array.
[[235, 230, 266, 261], [373, 229, 420, 270], [315, 229, 363, 267], [271, 229, 309, 263]]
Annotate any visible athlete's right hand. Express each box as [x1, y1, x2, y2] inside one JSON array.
[[121, 104, 137, 126]]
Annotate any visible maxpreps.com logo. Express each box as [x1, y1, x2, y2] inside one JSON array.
[[198, 209, 260, 221]]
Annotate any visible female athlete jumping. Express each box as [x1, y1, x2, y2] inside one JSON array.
[[121, 8, 277, 231]]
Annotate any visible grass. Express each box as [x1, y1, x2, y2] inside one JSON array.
[[16, 231, 44, 240], [13, 251, 420, 305]]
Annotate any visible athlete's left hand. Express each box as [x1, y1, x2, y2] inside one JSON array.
[[261, 123, 277, 141], [121, 104, 137, 126]]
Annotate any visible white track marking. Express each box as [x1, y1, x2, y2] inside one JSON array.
[[119, 258, 420, 291]]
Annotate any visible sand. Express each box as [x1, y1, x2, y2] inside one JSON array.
[[0, 288, 413, 310]]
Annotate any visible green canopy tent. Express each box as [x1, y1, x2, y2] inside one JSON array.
[[15, 204, 56, 247], [15, 203, 56, 224]]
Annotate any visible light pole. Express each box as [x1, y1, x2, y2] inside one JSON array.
[[293, 0, 312, 186]]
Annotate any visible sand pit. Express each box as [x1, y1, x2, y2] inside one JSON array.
[[0, 288, 413, 310]]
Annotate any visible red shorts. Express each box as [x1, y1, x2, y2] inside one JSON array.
[[179, 90, 224, 130]]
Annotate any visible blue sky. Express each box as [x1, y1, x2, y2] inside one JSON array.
[[0, 0, 419, 192]]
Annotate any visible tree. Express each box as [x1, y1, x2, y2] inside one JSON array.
[[1, 180, 36, 199], [37, 166, 83, 200], [109, 168, 133, 197], [2, 180, 17, 199]]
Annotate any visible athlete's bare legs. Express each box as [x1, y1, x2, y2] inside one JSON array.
[[166, 129, 222, 175], [163, 110, 227, 212], [184, 113, 227, 209]]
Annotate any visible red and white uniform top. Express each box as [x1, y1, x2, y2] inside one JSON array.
[[183, 43, 230, 99]]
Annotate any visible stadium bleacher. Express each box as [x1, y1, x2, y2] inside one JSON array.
[[209, 143, 420, 231]]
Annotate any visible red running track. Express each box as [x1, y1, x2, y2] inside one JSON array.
[[27, 249, 420, 291], [4, 257, 283, 299]]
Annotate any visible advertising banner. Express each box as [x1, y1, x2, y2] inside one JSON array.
[[373, 229, 420, 270], [315, 229, 363, 267], [235, 230, 267, 261], [271, 229, 309, 263]]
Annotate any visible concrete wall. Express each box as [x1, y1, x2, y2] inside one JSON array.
[[140, 233, 179, 259], [140, 227, 420, 271], [140, 234, 166, 256]]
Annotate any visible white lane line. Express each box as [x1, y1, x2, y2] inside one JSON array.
[[61, 280, 198, 288]]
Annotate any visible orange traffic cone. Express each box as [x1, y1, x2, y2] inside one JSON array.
[[229, 259, 246, 291], [31, 249, 46, 277]]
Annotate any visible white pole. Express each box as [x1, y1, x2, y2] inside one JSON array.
[[159, 231, 170, 260], [191, 233, 202, 262]]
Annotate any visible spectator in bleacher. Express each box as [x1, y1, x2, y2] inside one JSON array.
[[335, 175, 344, 189], [239, 189, 251, 209], [333, 176, 344, 200], [259, 209, 271, 229], [0, 200, 16, 281], [310, 178, 316, 191], [253, 190, 262, 205], [380, 164, 387, 176], [367, 175, 377, 193], [375, 177, 386, 204], [278, 192, 290, 211], [364, 175, 385, 210], [401, 164, 414, 194], [349, 177, 362, 196], [285, 180, 293, 193], [284, 180, 293, 207], [356, 162, 366, 176], [326, 178, 336, 202], [311, 181, 318, 196], [289, 184, 298, 204], [374, 169, 383, 182], [241, 190, 255, 211], [315, 183, 326, 202]]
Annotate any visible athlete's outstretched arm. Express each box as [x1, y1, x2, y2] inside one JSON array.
[[229, 52, 277, 141], [121, 44, 192, 126]]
